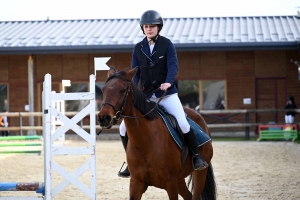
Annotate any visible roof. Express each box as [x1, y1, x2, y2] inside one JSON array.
[[0, 16, 300, 54]]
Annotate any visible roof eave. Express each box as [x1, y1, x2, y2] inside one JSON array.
[[0, 45, 135, 55], [174, 41, 299, 51], [0, 42, 298, 55]]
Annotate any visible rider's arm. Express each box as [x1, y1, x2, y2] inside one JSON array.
[[165, 42, 178, 86]]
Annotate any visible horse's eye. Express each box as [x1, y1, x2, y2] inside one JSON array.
[[120, 89, 126, 94]]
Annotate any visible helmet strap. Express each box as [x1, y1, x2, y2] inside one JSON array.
[[148, 35, 159, 43]]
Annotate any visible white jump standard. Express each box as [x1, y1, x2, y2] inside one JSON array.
[[0, 74, 97, 200], [43, 73, 96, 199]]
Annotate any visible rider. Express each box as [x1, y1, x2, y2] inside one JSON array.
[[118, 10, 208, 177]]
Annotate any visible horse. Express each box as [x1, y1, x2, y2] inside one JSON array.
[[97, 67, 216, 200]]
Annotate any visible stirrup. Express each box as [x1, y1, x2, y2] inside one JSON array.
[[192, 155, 208, 171], [117, 162, 130, 178]]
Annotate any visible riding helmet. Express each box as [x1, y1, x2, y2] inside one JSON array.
[[139, 10, 163, 34], [288, 96, 295, 102]]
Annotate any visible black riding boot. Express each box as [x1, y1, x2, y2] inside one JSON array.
[[118, 134, 130, 178], [184, 129, 208, 171]]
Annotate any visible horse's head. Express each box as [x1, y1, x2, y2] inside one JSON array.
[[97, 67, 138, 129]]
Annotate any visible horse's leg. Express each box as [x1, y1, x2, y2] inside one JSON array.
[[165, 179, 180, 200], [178, 179, 192, 200], [190, 142, 213, 199], [191, 170, 207, 200], [129, 178, 148, 200]]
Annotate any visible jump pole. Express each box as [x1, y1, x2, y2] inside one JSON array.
[[0, 143, 41, 147], [0, 136, 42, 154], [0, 182, 44, 199], [0, 136, 41, 141], [0, 182, 44, 192]]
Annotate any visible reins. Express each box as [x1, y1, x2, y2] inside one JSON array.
[[120, 87, 167, 120], [99, 76, 167, 130]]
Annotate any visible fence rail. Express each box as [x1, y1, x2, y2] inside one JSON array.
[[1, 109, 299, 140]]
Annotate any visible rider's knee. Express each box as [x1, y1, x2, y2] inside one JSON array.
[[180, 123, 190, 134], [119, 121, 126, 136]]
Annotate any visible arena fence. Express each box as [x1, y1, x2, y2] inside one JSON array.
[[0, 109, 299, 140]]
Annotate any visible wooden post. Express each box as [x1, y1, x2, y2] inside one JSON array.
[[28, 56, 36, 135]]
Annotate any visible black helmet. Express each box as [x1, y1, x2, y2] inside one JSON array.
[[139, 10, 163, 34], [288, 96, 295, 102]]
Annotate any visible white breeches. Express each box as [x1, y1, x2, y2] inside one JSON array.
[[119, 93, 191, 136], [285, 115, 294, 124]]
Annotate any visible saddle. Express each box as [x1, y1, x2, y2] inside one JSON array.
[[156, 106, 211, 169], [156, 106, 189, 168], [157, 106, 185, 143], [156, 106, 210, 147]]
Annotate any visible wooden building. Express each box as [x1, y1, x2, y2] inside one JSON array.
[[0, 16, 300, 130]]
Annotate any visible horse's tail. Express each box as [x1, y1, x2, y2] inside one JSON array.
[[201, 163, 217, 200], [186, 163, 217, 200]]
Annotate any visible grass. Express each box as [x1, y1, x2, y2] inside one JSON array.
[[212, 136, 300, 143], [212, 137, 258, 142]]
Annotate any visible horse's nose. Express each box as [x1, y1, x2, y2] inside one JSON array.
[[98, 114, 112, 127]]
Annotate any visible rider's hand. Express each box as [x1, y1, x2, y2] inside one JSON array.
[[160, 83, 171, 91]]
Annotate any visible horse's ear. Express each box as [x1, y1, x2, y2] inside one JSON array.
[[126, 67, 138, 81], [107, 67, 117, 78]]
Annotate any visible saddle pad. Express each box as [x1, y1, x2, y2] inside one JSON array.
[[156, 107, 211, 149]]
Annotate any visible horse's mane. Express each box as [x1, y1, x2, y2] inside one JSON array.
[[106, 70, 160, 120]]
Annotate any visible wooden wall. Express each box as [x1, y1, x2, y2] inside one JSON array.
[[0, 49, 300, 129]]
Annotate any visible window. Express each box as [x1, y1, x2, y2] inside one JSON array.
[[0, 84, 8, 111], [177, 80, 226, 111], [65, 83, 88, 111], [201, 80, 226, 110], [95, 82, 104, 111], [177, 80, 199, 110], [64, 82, 105, 112]]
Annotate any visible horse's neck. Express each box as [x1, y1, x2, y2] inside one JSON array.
[[124, 117, 154, 144], [122, 103, 140, 120], [123, 103, 142, 129], [123, 113, 149, 131], [123, 101, 158, 143]]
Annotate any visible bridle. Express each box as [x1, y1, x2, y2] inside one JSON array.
[[100, 75, 167, 127], [101, 76, 134, 125]]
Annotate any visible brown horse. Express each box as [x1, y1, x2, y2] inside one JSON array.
[[97, 67, 216, 200]]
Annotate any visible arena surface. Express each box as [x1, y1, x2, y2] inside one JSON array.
[[0, 140, 300, 199]]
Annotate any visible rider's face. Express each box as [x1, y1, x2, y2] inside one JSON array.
[[143, 24, 158, 39]]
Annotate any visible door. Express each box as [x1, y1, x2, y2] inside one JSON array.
[[256, 78, 286, 123]]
